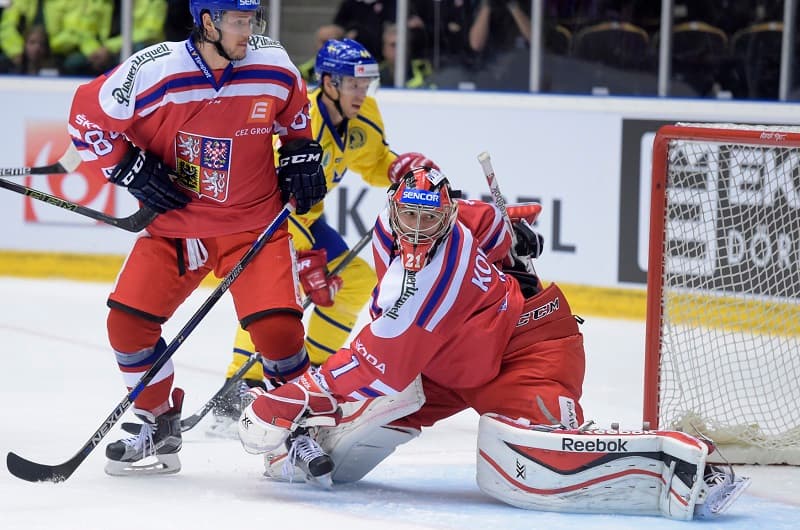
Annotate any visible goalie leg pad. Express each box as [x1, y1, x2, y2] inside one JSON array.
[[315, 376, 425, 483], [476, 413, 749, 520], [238, 400, 294, 455]]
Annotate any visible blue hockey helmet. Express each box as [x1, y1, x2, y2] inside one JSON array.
[[190, 0, 266, 34], [315, 39, 379, 82]]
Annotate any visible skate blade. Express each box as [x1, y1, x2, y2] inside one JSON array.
[[306, 471, 333, 490], [696, 476, 751, 518], [104, 454, 181, 477]]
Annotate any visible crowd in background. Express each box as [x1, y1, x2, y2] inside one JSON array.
[[0, 0, 795, 100]]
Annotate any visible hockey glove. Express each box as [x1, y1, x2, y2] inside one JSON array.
[[277, 139, 327, 215], [238, 370, 339, 454], [108, 146, 190, 214], [387, 152, 440, 184], [297, 249, 343, 307]]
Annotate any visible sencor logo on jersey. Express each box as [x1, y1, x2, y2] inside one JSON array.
[[400, 190, 441, 206], [175, 132, 232, 203]]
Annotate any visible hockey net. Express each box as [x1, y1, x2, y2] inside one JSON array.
[[644, 123, 800, 465]]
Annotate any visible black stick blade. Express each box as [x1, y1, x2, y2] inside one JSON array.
[[6, 452, 77, 483]]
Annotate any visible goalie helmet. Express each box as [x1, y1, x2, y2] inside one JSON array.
[[189, 0, 267, 35], [388, 166, 458, 272], [315, 39, 380, 94]]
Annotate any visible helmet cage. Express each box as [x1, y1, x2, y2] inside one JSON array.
[[388, 167, 458, 271]]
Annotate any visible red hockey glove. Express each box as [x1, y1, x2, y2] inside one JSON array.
[[239, 370, 339, 454], [388, 152, 440, 184], [297, 249, 342, 307]]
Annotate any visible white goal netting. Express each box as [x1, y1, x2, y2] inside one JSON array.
[[650, 123, 800, 464]]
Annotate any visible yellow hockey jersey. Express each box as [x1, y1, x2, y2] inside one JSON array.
[[287, 87, 396, 249]]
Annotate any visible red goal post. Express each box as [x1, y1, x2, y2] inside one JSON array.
[[644, 123, 800, 465]]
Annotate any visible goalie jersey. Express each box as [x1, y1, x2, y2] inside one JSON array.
[[319, 200, 525, 397], [67, 37, 312, 238]]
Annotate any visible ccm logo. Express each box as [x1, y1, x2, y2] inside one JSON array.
[[562, 437, 629, 452], [281, 153, 321, 166], [516, 298, 559, 327]]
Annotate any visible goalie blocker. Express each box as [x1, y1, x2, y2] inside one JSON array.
[[476, 413, 750, 520]]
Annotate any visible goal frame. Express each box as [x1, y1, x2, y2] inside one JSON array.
[[643, 123, 800, 464]]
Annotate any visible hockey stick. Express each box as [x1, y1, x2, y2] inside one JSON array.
[[477, 152, 537, 276], [0, 177, 158, 232], [0, 143, 83, 177], [0, 144, 157, 232], [5, 204, 295, 483], [172, 226, 375, 433]]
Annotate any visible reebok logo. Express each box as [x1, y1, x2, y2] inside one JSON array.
[[562, 437, 629, 452]]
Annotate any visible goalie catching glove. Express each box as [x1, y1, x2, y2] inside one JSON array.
[[238, 369, 340, 454], [278, 139, 327, 215], [507, 202, 544, 259], [108, 145, 191, 214], [297, 249, 342, 307]]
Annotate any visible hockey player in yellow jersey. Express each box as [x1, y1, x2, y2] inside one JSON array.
[[210, 38, 434, 434]]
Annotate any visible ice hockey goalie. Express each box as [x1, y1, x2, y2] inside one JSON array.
[[476, 413, 750, 520]]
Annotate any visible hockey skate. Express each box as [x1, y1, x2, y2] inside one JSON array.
[[105, 388, 184, 476], [694, 464, 751, 518], [264, 428, 334, 489]]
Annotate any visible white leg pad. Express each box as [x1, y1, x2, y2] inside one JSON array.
[[315, 376, 425, 483], [476, 413, 750, 520]]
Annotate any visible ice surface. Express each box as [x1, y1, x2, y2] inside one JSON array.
[[1, 278, 797, 530]]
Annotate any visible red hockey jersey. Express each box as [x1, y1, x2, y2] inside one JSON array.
[[319, 200, 526, 398], [68, 37, 312, 238]]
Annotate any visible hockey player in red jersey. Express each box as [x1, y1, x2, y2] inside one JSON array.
[[67, 0, 326, 476], [237, 163, 750, 518], [237, 162, 583, 470]]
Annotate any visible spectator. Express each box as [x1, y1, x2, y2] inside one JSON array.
[[297, 24, 345, 84], [62, 0, 167, 76], [411, 0, 475, 70], [468, 0, 531, 60], [15, 23, 59, 75], [378, 23, 431, 88], [164, 0, 192, 41], [0, 0, 77, 71], [332, 0, 426, 63], [333, 0, 393, 61]]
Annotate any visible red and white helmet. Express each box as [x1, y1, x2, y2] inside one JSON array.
[[388, 166, 458, 271]]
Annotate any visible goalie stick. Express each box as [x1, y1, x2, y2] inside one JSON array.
[[122, 227, 375, 434], [0, 145, 157, 232], [477, 152, 537, 276], [5, 203, 295, 483]]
